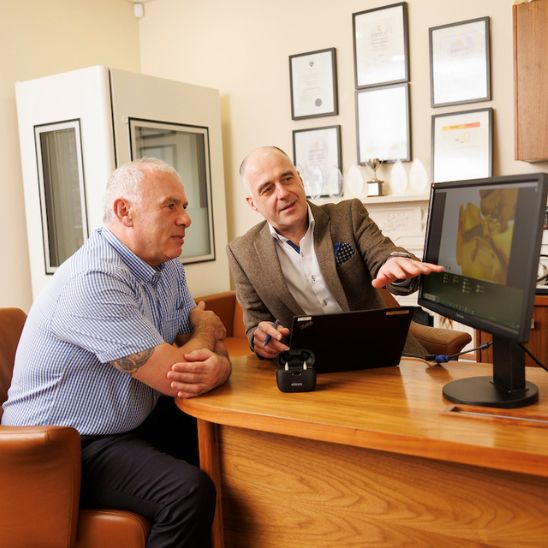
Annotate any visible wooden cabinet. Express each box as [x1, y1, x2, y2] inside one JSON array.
[[476, 295, 548, 366], [513, 0, 548, 161]]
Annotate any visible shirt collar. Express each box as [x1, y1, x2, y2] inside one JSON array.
[[268, 204, 315, 245], [100, 227, 164, 285]]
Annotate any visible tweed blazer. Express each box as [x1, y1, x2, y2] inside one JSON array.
[[227, 199, 422, 353]]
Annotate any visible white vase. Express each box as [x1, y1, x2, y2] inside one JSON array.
[[345, 164, 364, 198], [390, 160, 408, 195], [409, 159, 429, 195], [308, 166, 323, 199], [325, 165, 343, 197]]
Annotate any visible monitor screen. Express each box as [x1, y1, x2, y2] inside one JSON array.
[[418, 173, 547, 408]]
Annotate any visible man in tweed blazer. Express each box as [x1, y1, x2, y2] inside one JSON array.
[[227, 146, 443, 359]]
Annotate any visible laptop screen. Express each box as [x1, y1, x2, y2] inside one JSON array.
[[289, 307, 413, 373]]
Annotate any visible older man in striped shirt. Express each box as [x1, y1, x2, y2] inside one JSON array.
[[2, 158, 230, 547]]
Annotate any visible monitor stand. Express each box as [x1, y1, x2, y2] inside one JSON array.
[[442, 335, 539, 408]]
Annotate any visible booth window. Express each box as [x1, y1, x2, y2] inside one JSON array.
[[34, 120, 88, 274], [129, 118, 215, 264]]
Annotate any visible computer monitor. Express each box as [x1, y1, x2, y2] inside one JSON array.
[[418, 173, 548, 408]]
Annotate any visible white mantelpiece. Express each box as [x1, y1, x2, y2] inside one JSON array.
[[362, 195, 429, 268]]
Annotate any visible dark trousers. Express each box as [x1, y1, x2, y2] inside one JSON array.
[[80, 397, 214, 548]]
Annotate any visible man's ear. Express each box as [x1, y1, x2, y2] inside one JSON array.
[[245, 195, 258, 212], [113, 198, 133, 227]]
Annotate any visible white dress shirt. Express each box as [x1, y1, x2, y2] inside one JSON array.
[[269, 207, 343, 315]]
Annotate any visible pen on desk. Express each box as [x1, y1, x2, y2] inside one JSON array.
[[263, 319, 281, 346]]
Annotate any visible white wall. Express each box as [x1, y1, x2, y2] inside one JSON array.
[[0, 0, 140, 311], [138, 0, 548, 251], [3, 0, 548, 310]]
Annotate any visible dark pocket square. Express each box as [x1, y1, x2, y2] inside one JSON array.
[[334, 242, 355, 265]]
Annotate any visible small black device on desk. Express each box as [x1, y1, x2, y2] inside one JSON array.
[[276, 349, 316, 392]]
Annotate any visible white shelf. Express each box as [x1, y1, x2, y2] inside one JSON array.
[[312, 194, 430, 206], [362, 194, 430, 205]]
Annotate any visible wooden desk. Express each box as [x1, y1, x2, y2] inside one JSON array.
[[179, 357, 548, 547]]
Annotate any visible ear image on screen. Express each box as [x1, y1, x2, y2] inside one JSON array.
[[419, 173, 548, 408], [455, 187, 517, 285]]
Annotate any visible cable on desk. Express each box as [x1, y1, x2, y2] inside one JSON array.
[[403, 342, 493, 364], [519, 343, 548, 373]]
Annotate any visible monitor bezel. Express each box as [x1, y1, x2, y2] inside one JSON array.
[[418, 173, 548, 343]]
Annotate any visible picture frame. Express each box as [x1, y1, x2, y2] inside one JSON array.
[[431, 108, 493, 183], [429, 16, 491, 107], [293, 125, 342, 198], [289, 48, 338, 120], [356, 83, 411, 164], [353, 2, 409, 89]]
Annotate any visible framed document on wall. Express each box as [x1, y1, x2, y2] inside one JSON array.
[[431, 108, 493, 183], [353, 2, 409, 89], [289, 48, 338, 120], [429, 17, 491, 107], [356, 83, 411, 164], [293, 125, 342, 198]]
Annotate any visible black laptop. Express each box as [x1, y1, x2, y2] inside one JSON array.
[[289, 307, 413, 373]]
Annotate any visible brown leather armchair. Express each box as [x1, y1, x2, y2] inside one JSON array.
[[196, 291, 252, 356], [0, 308, 150, 548], [378, 288, 472, 357], [198, 290, 472, 359]]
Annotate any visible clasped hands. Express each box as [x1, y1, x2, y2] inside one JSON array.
[[167, 301, 232, 399]]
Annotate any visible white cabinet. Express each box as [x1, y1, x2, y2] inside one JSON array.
[[16, 66, 229, 298]]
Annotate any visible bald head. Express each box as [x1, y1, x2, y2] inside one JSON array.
[[239, 146, 294, 186], [239, 145, 308, 240]]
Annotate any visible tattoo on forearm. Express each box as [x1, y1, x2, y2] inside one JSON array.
[[110, 348, 153, 374]]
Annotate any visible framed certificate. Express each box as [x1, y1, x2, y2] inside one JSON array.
[[429, 17, 491, 107], [293, 125, 342, 198], [431, 108, 493, 183], [353, 2, 409, 89], [356, 83, 411, 164], [289, 48, 338, 120]]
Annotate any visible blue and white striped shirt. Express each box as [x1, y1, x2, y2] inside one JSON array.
[[2, 227, 195, 435]]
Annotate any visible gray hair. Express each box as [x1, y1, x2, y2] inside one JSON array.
[[103, 158, 181, 223]]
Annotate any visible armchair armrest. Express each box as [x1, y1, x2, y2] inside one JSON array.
[[409, 321, 472, 357], [195, 291, 236, 336], [196, 291, 252, 357], [0, 425, 82, 548]]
